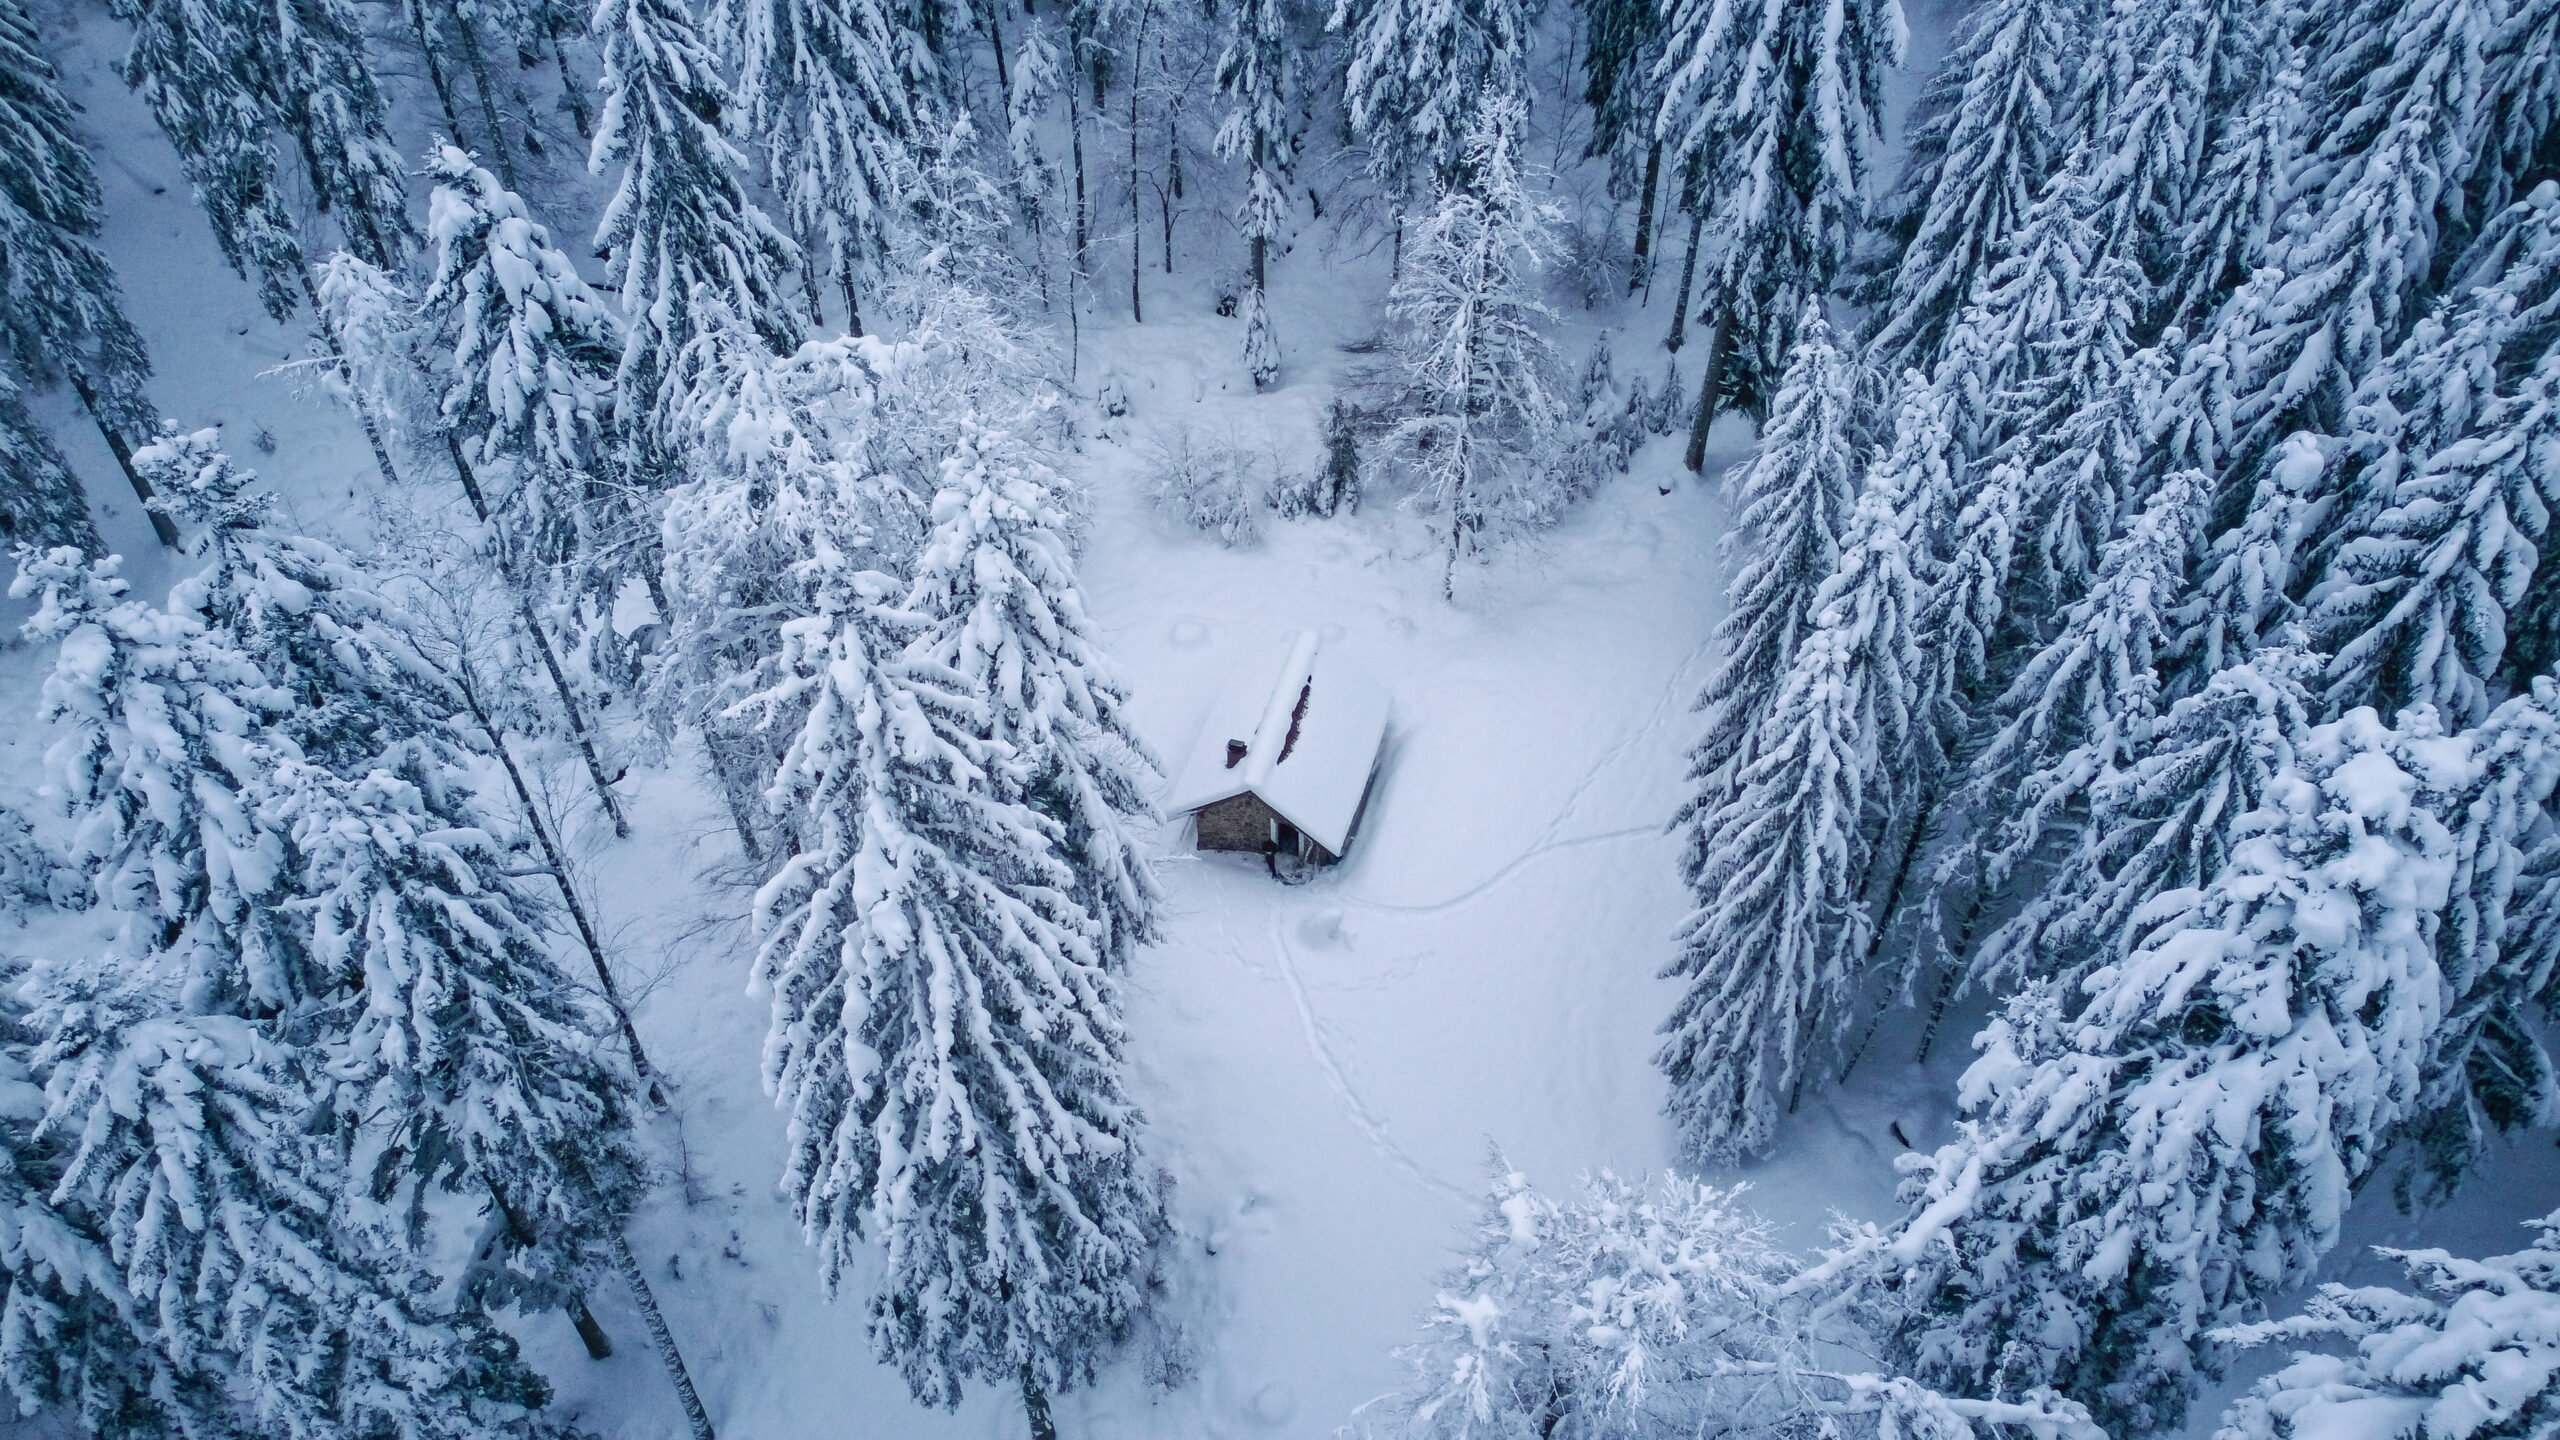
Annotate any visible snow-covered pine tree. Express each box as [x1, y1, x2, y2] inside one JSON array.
[[1579, 0, 1670, 291], [1999, 260, 2154, 607], [1952, 468, 2206, 990], [112, 0, 412, 309], [1969, 631, 2316, 992], [0, 0, 156, 447], [421, 144, 625, 569], [591, 0, 804, 449], [2177, 0, 2501, 489], [1854, 0, 2083, 378], [0, 383, 97, 555], [2164, 28, 2307, 330], [2475, 0, 2559, 232], [1949, 171, 2099, 458], [131, 428, 466, 779], [1375, 98, 1567, 598], [2304, 185, 2560, 722], [1006, 18, 1064, 262], [0, 962, 219, 1437], [1683, 305, 1862, 814], [2063, 0, 2260, 297], [1662, 438, 1923, 1160], [1863, 701, 2476, 1435], [902, 420, 1162, 972], [721, 0, 914, 334], [1329, 0, 1535, 203], [2169, 431, 2332, 683], [2402, 676, 2560, 1191], [1654, 0, 1900, 452], [2314, 353, 2560, 726], [654, 308, 886, 865], [9, 547, 566, 1440], [2213, 1207, 2560, 1440], [269, 749, 646, 1349], [411, 152, 644, 835], [1217, 0, 1292, 385], [748, 560, 1167, 1434]]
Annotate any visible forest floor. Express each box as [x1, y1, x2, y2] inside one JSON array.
[[8, 0, 2559, 1435]]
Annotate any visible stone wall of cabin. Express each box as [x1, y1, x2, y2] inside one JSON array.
[[1195, 793, 1282, 852]]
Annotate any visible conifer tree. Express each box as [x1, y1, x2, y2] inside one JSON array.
[[0, 953, 218, 1438], [722, 0, 915, 334], [1683, 307, 1862, 812], [1662, 445, 1923, 1160], [1655, 0, 1900, 453], [2179, 0, 2501, 485], [0, 386, 97, 555], [112, 0, 413, 307], [2213, 1208, 2560, 1440], [1218, 0, 1293, 385], [749, 560, 1167, 1435], [1376, 100, 1567, 598], [2314, 354, 2560, 727], [411, 152, 639, 836], [1970, 632, 2316, 991], [270, 751, 646, 1352], [422, 144, 625, 563], [2405, 676, 2560, 1189], [1855, 0, 2082, 377], [1579, 0, 1670, 290], [591, 0, 804, 445], [1957, 470, 2209, 984], [1859, 703, 2474, 1436], [0, 0, 169, 545], [2165, 31, 2306, 329], [902, 421, 1162, 972], [1368, 1161, 2107, 1440], [9, 547, 567, 1440], [2064, 0, 2260, 294], [1329, 0, 1535, 203]]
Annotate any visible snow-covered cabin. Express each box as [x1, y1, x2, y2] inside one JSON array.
[[1167, 631, 1389, 865]]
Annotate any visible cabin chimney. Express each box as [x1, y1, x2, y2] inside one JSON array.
[[1225, 739, 1248, 768]]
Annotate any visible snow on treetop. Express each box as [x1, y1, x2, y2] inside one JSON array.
[[1166, 630, 1390, 857]]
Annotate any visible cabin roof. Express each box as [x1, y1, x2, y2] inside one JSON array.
[[1166, 631, 1390, 856]]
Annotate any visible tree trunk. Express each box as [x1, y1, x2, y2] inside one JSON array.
[[840, 267, 864, 337], [1068, 55, 1089, 267], [552, 28, 593, 138], [1023, 1367, 1058, 1440], [1666, 202, 1702, 353], [1834, 780, 1943, 1083], [450, 671, 661, 1096], [297, 270, 404, 491], [68, 376, 180, 550], [1915, 884, 1989, 1063], [986, 2, 1009, 89], [487, 1182, 616, 1359], [1628, 141, 1661, 294], [457, 20, 517, 188], [1682, 297, 1727, 472], [1249, 135, 1267, 292], [407, 0, 474, 150], [610, 1232, 715, 1440], [1128, 18, 1144, 325], [702, 727, 769, 865], [444, 434, 632, 837], [570, 1297, 616, 1359], [801, 246, 829, 331]]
